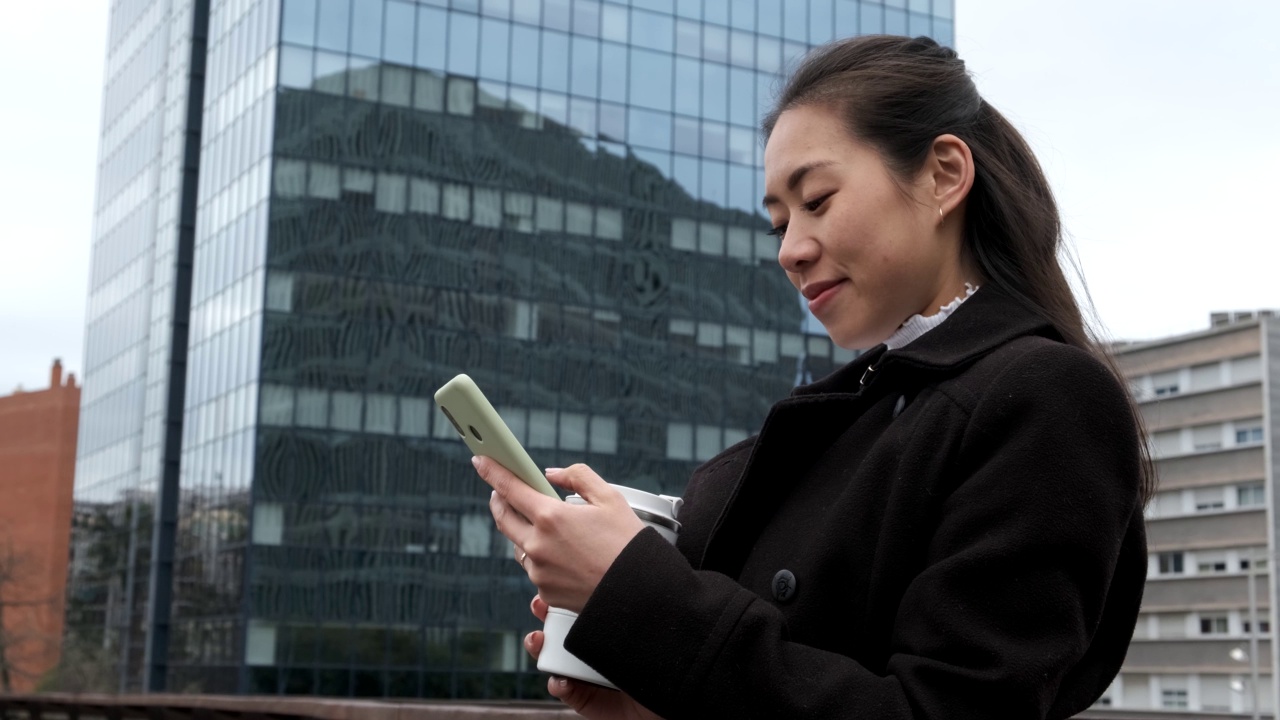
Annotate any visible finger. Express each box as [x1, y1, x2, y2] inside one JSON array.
[[548, 675, 605, 714], [524, 630, 544, 660], [545, 464, 616, 505], [531, 594, 550, 621], [488, 490, 534, 551], [548, 676, 577, 702], [476, 456, 555, 524]]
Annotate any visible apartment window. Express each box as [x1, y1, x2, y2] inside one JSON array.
[[1199, 615, 1229, 635], [1160, 689, 1188, 709], [1191, 423, 1223, 452], [1199, 675, 1232, 713], [1240, 554, 1269, 571], [1194, 487, 1225, 511], [1196, 553, 1227, 574], [1158, 552, 1184, 575], [1238, 483, 1265, 507], [1148, 490, 1183, 519], [1236, 425, 1264, 445], [1189, 361, 1222, 391], [1242, 619, 1271, 634], [1150, 429, 1182, 458], [1152, 370, 1180, 397], [1156, 613, 1186, 639], [1230, 355, 1263, 384]]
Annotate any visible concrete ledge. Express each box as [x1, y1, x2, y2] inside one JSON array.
[[0, 693, 577, 720]]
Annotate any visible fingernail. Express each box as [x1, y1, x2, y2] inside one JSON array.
[[545, 467, 563, 475], [472, 456, 482, 469], [491, 490, 496, 500], [554, 677, 568, 689]]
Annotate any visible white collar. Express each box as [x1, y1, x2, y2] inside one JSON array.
[[884, 283, 979, 350]]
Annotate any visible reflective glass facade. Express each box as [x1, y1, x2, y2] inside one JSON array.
[[74, 0, 953, 699]]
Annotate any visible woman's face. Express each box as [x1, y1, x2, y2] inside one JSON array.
[[763, 105, 971, 350]]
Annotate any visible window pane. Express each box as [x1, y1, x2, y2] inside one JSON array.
[[350, 0, 382, 57], [315, 0, 350, 52], [313, 51, 347, 94], [281, 0, 318, 45], [279, 45, 314, 89], [415, 7, 447, 71], [629, 48, 672, 111], [479, 19, 510, 81], [331, 391, 363, 431], [536, 196, 563, 232], [600, 3, 628, 42], [474, 187, 502, 228], [382, 65, 412, 106], [510, 24, 540, 87], [375, 173, 407, 213], [384, 1, 415, 64], [628, 108, 671, 150], [413, 71, 444, 111], [366, 394, 396, 434], [600, 43, 627, 104], [559, 412, 587, 451], [296, 388, 328, 428], [541, 30, 570, 93], [702, 62, 727, 121], [448, 13, 479, 75], [409, 178, 440, 213], [631, 9, 673, 52], [589, 416, 617, 454], [400, 398, 431, 437], [571, 37, 600, 97]]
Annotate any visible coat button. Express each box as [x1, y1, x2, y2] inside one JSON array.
[[772, 569, 797, 603], [892, 395, 906, 418]]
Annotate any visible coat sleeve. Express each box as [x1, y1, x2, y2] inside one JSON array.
[[563, 342, 1146, 720]]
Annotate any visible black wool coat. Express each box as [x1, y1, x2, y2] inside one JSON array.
[[565, 285, 1148, 720]]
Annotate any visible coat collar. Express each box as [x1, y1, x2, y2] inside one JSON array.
[[792, 284, 1061, 397], [700, 286, 1064, 575]]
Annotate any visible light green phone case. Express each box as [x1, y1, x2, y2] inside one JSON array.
[[433, 374, 560, 499]]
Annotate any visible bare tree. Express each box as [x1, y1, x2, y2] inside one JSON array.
[[0, 537, 61, 693]]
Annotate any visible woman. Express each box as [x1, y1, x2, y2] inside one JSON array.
[[474, 35, 1150, 719]]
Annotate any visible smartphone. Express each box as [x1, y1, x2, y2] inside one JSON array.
[[433, 374, 560, 499]]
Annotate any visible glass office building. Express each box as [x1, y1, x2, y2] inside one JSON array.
[[73, 0, 955, 699]]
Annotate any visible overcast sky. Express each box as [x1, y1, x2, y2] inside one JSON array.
[[1, 0, 1277, 393]]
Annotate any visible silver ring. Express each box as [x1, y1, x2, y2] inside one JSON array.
[[518, 550, 528, 569]]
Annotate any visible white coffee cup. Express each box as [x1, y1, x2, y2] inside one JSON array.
[[536, 484, 683, 688]]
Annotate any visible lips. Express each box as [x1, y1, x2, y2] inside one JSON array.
[[801, 279, 845, 301], [801, 279, 848, 315]]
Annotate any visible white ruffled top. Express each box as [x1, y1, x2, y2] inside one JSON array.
[[884, 283, 979, 350]]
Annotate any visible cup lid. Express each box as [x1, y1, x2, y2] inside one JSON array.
[[567, 484, 682, 531]]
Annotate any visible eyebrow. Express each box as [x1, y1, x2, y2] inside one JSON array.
[[761, 161, 836, 208]]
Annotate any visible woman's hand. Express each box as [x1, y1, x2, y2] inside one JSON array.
[[525, 596, 664, 720], [473, 458, 646, 612]]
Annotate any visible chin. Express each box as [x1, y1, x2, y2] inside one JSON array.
[[827, 323, 892, 353]]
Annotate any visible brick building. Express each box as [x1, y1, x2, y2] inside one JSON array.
[[0, 360, 79, 691]]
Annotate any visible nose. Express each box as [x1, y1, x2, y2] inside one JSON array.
[[776, 221, 819, 273]]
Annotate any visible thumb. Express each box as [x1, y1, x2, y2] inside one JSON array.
[[545, 464, 618, 505]]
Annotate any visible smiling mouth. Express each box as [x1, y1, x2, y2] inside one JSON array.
[[802, 279, 845, 301]]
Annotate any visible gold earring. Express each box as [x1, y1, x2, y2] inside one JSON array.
[[938, 207, 944, 219]]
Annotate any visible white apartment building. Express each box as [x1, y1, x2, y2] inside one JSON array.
[[1084, 311, 1280, 716]]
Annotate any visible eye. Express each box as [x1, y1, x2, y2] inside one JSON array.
[[802, 192, 833, 213], [766, 223, 788, 239]]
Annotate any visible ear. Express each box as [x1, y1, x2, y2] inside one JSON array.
[[923, 133, 974, 217]]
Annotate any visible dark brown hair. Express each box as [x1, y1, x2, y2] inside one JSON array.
[[763, 35, 1154, 503]]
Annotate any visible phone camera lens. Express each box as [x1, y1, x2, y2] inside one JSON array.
[[469, 425, 483, 441]]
